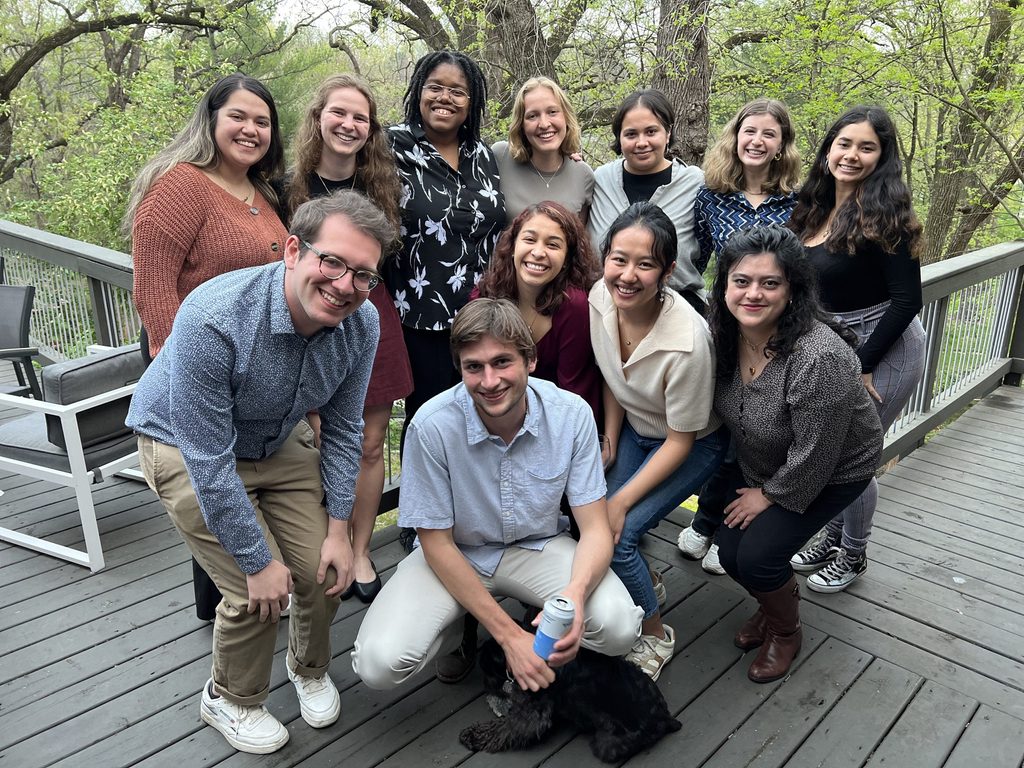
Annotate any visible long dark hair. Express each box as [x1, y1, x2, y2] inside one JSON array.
[[789, 105, 923, 258], [709, 225, 856, 377], [402, 50, 488, 143], [476, 202, 598, 314]]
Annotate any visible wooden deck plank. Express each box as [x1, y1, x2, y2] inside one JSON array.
[[785, 658, 921, 768], [862, 682, 975, 768], [942, 705, 1024, 768]]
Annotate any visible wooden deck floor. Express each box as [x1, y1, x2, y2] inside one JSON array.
[[2, 368, 1024, 768]]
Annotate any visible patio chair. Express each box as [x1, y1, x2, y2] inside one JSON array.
[[0, 343, 145, 571], [0, 284, 43, 399]]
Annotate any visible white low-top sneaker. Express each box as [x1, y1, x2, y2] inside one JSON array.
[[677, 526, 711, 559], [200, 679, 289, 754], [701, 543, 726, 575], [287, 665, 341, 728]]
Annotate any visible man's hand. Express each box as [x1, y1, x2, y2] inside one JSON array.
[[318, 520, 354, 597], [607, 495, 629, 544], [724, 487, 773, 530], [246, 560, 293, 623], [501, 627, 556, 691], [538, 597, 586, 668]]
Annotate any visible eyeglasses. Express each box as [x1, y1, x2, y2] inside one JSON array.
[[302, 240, 381, 292], [422, 83, 470, 105]]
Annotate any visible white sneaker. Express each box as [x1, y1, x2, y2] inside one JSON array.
[[677, 526, 711, 560], [701, 544, 726, 575], [626, 625, 676, 682], [200, 679, 289, 754], [287, 665, 341, 728]]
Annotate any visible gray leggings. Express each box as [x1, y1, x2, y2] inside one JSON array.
[[825, 301, 926, 553]]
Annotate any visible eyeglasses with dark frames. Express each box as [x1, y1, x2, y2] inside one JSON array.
[[422, 83, 470, 105], [302, 240, 381, 292]]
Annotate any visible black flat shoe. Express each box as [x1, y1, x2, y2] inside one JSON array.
[[354, 561, 382, 606], [339, 582, 355, 600]]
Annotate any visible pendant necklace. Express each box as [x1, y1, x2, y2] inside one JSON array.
[[531, 158, 563, 189], [740, 334, 767, 377]]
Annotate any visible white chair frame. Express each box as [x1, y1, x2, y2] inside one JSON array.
[[0, 383, 139, 572]]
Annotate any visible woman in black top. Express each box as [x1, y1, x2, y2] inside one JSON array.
[[788, 106, 926, 593]]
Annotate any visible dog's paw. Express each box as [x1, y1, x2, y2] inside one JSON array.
[[459, 721, 501, 752]]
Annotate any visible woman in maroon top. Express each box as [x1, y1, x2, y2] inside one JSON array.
[[474, 201, 602, 423]]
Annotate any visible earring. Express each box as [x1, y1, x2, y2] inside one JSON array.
[[774, 152, 782, 161]]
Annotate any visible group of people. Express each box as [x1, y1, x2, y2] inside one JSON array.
[[123, 48, 926, 756]]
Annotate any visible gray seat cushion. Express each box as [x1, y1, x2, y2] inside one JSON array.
[[42, 344, 145, 449], [0, 412, 138, 474]]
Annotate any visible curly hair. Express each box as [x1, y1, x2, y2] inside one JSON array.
[[123, 73, 284, 237], [286, 74, 401, 232], [789, 105, 923, 258], [402, 51, 488, 143], [507, 77, 582, 163], [476, 202, 599, 315], [610, 89, 681, 161], [709, 225, 856, 378], [702, 99, 801, 194]]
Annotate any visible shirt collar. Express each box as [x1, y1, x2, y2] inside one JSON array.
[[268, 261, 337, 338], [458, 381, 541, 445]]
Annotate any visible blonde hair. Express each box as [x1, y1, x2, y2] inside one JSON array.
[[702, 99, 801, 194], [287, 74, 401, 231], [507, 77, 582, 163]]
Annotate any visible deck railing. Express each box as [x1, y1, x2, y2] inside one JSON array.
[[2, 217, 1023, 475]]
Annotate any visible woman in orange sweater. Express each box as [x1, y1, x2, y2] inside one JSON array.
[[125, 73, 288, 359], [124, 73, 287, 620]]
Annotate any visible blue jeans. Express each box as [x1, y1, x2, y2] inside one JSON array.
[[606, 422, 728, 618]]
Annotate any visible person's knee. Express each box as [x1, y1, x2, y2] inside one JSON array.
[[582, 603, 642, 656], [351, 634, 413, 690]]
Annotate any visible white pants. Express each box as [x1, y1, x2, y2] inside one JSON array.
[[352, 535, 643, 689]]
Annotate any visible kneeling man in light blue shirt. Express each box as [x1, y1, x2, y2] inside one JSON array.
[[353, 298, 642, 692]]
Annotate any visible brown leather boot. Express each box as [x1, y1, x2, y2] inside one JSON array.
[[747, 576, 802, 683], [734, 606, 766, 650]]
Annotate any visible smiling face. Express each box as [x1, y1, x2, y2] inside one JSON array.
[[603, 224, 673, 311], [319, 87, 371, 164], [724, 252, 791, 339], [521, 86, 567, 158], [736, 113, 783, 175], [418, 62, 470, 142], [283, 213, 382, 337], [458, 334, 536, 436], [827, 120, 881, 189], [213, 88, 272, 175], [619, 106, 672, 175], [512, 213, 567, 292]]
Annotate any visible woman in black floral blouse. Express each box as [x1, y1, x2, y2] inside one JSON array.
[[386, 51, 506, 444]]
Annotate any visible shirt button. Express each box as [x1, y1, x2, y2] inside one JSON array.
[[271, 242, 279, 251]]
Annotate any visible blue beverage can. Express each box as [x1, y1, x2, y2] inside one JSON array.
[[533, 595, 575, 660]]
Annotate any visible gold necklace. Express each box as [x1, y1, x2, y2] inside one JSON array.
[[530, 158, 564, 189], [740, 334, 768, 377]]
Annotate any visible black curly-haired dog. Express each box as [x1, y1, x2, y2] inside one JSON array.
[[459, 638, 681, 762]]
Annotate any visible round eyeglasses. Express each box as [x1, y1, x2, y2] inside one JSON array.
[[422, 83, 470, 105], [302, 240, 381, 292]]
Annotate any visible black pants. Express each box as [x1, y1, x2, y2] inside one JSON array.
[[691, 438, 736, 537], [715, 464, 871, 592], [399, 325, 460, 451]]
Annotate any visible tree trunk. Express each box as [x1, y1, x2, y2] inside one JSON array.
[[652, 0, 710, 165]]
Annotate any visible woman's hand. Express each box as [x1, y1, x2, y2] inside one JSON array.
[[724, 487, 773, 530], [862, 372, 882, 403]]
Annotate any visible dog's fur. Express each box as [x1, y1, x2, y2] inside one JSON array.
[[459, 638, 681, 762]]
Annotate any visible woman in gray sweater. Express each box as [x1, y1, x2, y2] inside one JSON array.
[[708, 225, 882, 684]]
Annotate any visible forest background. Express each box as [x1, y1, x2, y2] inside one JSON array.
[[1, 0, 1022, 265]]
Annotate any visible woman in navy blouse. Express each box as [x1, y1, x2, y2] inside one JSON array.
[[679, 99, 801, 576], [787, 105, 925, 592], [386, 51, 506, 442]]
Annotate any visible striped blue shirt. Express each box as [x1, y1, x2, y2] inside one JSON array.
[[694, 188, 797, 273], [127, 261, 379, 573]]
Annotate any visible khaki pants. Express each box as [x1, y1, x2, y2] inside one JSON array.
[[139, 423, 340, 706]]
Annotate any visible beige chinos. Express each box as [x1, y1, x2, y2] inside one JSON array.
[[139, 422, 340, 706]]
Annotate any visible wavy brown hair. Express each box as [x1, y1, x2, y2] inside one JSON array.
[[476, 201, 599, 315], [287, 74, 401, 232], [702, 99, 801, 194], [789, 105, 922, 258]]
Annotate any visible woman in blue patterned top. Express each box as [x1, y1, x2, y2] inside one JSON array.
[[386, 51, 506, 443], [678, 99, 801, 576]]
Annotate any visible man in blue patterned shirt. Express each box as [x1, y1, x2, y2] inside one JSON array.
[[352, 299, 642, 693], [127, 190, 393, 755]]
